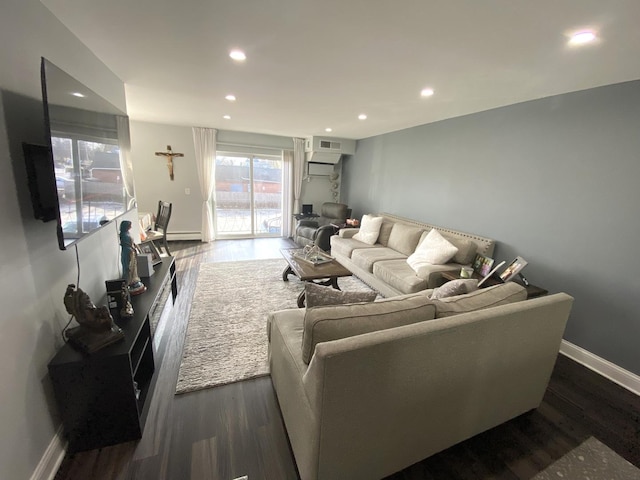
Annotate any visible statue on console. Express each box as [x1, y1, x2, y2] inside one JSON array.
[[119, 220, 147, 295], [63, 284, 124, 353]]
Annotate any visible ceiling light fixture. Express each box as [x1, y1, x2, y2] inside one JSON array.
[[223, 115, 231, 120], [325, 128, 332, 133], [358, 114, 367, 120], [569, 30, 597, 46], [421, 88, 435, 97], [229, 49, 246, 61], [225, 94, 236, 101], [71, 92, 85, 98]]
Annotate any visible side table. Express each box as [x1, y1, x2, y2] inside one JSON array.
[[440, 270, 547, 299]]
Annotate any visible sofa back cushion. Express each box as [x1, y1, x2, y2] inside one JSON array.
[[377, 221, 395, 247], [443, 235, 478, 265], [431, 282, 527, 318], [387, 224, 424, 256], [301, 293, 436, 364]]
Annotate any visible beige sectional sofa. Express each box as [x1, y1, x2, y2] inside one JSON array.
[[330, 213, 495, 297], [267, 283, 574, 480]]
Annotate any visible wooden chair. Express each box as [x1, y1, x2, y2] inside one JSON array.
[[146, 201, 172, 256]]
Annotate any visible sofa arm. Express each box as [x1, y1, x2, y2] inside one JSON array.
[[298, 219, 319, 228], [338, 227, 359, 239], [313, 225, 338, 251]]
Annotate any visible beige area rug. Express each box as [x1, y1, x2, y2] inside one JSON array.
[[532, 437, 640, 480], [175, 258, 378, 395]]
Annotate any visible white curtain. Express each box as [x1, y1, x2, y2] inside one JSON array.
[[282, 150, 294, 237], [292, 137, 305, 213], [192, 127, 217, 242], [116, 116, 135, 200]]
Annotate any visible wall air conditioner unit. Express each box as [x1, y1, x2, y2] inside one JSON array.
[[304, 136, 356, 164], [307, 162, 335, 176]]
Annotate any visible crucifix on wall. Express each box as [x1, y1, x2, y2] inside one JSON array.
[[155, 145, 184, 181]]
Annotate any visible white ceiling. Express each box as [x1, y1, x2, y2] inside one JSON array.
[[41, 0, 640, 140]]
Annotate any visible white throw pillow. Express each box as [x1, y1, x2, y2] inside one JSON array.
[[407, 228, 459, 271], [353, 215, 383, 245]]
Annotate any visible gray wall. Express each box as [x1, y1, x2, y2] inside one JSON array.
[[0, 1, 136, 478], [343, 80, 640, 376]]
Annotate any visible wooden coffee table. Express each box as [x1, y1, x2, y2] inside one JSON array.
[[280, 248, 352, 307]]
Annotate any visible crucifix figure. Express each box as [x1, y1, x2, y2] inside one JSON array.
[[155, 145, 184, 180]]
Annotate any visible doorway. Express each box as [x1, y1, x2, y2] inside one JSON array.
[[214, 153, 283, 237]]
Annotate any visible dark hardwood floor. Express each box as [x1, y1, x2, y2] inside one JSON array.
[[54, 238, 640, 480]]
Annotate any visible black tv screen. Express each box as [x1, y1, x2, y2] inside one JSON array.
[[40, 57, 135, 250], [22, 142, 60, 222]]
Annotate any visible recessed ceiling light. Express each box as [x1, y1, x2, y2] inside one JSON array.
[[325, 128, 332, 133], [225, 94, 236, 101], [229, 50, 246, 61], [71, 92, 85, 98], [358, 114, 367, 120], [569, 31, 597, 46], [223, 115, 231, 120], [420, 88, 435, 97]]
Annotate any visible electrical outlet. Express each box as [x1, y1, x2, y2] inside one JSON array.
[[185, 187, 191, 195]]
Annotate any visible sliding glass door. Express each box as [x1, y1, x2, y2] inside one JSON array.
[[214, 153, 283, 237]]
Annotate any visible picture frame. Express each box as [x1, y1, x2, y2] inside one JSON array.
[[473, 253, 495, 277], [138, 240, 162, 265], [499, 256, 528, 282]]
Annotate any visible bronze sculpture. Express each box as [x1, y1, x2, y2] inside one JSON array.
[[63, 284, 124, 353]]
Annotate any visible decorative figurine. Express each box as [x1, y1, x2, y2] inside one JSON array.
[[120, 282, 134, 318], [63, 284, 124, 353], [119, 220, 147, 295]]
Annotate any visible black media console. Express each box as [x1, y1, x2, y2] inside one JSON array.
[[48, 257, 177, 453]]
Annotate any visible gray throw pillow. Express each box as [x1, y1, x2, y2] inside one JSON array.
[[430, 279, 479, 299], [305, 282, 377, 308]]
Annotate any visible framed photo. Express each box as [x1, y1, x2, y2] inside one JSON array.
[[138, 240, 162, 265], [473, 253, 495, 277], [499, 256, 528, 282]]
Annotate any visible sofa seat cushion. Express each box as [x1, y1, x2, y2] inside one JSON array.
[[372, 259, 429, 294], [301, 293, 436, 364], [413, 262, 462, 284], [351, 247, 407, 273], [330, 236, 381, 258], [387, 224, 424, 256], [431, 282, 527, 318]]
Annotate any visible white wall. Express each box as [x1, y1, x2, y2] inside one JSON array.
[[0, 1, 135, 478], [130, 122, 201, 236], [131, 121, 342, 237]]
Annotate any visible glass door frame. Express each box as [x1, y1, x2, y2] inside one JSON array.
[[214, 151, 283, 239]]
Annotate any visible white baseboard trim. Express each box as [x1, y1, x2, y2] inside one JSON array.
[[167, 232, 201, 241], [30, 425, 67, 480], [560, 340, 640, 396]]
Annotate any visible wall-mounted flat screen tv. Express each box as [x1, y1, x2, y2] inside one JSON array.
[[39, 57, 135, 250]]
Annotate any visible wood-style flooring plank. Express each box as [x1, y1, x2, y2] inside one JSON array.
[[54, 238, 640, 480]]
